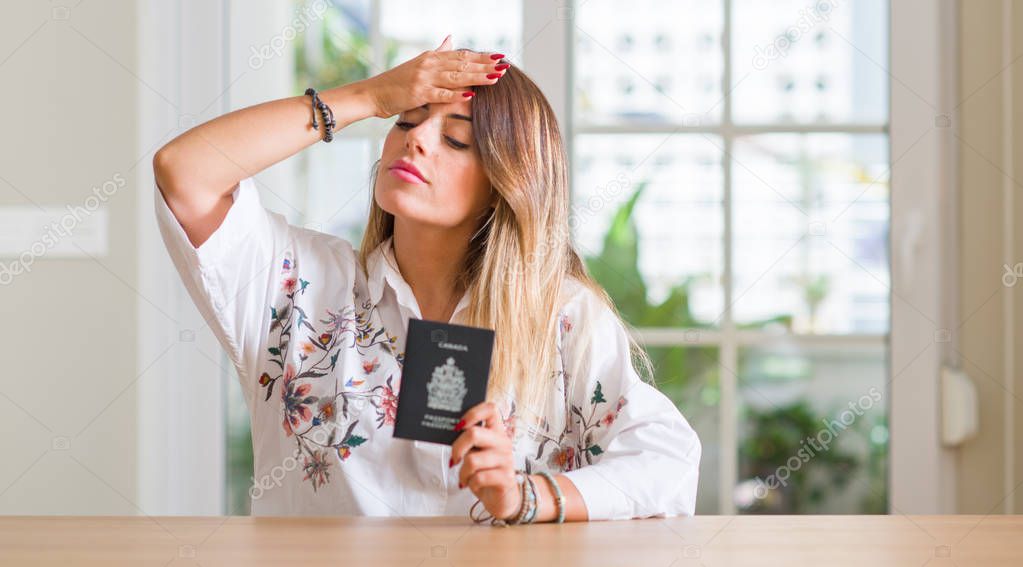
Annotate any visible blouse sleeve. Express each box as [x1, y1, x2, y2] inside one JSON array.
[[557, 289, 702, 521], [154, 177, 282, 407]]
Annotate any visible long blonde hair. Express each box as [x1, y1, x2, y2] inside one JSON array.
[[358, 53, 653, 434]]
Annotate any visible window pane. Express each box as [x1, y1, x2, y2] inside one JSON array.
[[381, 0, 521, 66], [299, 136, 381, 244], [294, 0, 374, 90], [646, 346, 720, 515], [736, 343, 888, 514], [573, 134, 724, 328], [732, 133, 889, 334], [731, 0, 888, 125], [225, 371, 252, 515], [574, 0, 724, 125]]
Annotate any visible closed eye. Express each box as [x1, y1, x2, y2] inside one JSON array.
[[394, 121, 470, 150]]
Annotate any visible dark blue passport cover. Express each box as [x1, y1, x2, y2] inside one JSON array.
[[393, 318, 495, 445]]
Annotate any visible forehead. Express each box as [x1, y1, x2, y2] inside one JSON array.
[[407, 101, 473, 122]]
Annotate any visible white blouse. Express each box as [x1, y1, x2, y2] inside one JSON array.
[[155, 176, 701, 520]]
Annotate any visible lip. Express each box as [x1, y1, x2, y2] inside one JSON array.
[[388, 158, 428, 184]]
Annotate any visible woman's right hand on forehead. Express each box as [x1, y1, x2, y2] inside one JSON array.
[[361, 34, 508, 119]]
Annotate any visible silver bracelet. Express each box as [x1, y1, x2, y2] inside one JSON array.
[[470, 469, 536, 527], [537, 471, 565, 523], [508, 470, 537, 525]]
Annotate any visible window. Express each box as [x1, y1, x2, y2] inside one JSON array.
[[571, 0, 889, 514], [225, 0, 890, 515]]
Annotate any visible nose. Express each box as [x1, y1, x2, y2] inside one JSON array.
[[404, 118, 437, 155]]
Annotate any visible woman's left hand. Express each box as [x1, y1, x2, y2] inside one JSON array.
[[450, 401, 521, 521]]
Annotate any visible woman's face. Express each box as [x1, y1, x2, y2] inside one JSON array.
[[375, 100, 493, 230]]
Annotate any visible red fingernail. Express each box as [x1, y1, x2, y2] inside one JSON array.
[[494, 63, 510, 71], [487, 73, 502, 79], [448, 457, 454, 468], [462, 91, 475, 98], [454, 419, 466, 431], [458, 482, 463, 489], [490, 53, 505, 60]]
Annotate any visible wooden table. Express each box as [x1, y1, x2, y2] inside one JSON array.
[[1, 515, 1020, 566]]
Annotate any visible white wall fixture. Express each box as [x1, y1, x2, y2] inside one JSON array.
[[941, 366, 979, 446]]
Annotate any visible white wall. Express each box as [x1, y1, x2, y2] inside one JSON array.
[[956, 0, 1023, 514], [0, 2, 140, 514]]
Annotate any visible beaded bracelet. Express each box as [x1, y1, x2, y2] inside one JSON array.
[[537, 471, 565, 523], [523, 473, 542, 524], [469, 469, 538, 527], [513, 471, 537, 524], [304, 87, 336, 143]]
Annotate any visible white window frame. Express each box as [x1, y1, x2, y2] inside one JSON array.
[[531, 0, 959, 515], [888, 0, 960, 514], [137, 0, 231, 515]]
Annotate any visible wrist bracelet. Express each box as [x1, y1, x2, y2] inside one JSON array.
[[524, 474, 541, 524], [304, 87, 336, 143], [537, 471, 565, 523], [469, 469, 537, 527], [507, 470, 536, 525]]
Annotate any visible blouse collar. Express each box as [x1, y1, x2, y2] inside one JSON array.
[[366, 235, 470, 323]]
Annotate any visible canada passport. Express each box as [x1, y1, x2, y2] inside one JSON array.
[[393, 318, 495, 445]]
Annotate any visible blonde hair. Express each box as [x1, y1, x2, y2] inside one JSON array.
[[358, 53, 653, 436]]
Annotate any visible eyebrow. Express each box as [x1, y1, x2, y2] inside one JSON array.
[[416, 104, 472, 122]]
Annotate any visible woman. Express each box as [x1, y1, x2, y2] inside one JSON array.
[[153, 35, 700, 524]]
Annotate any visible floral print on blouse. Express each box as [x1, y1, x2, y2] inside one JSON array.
[[155, 176, 701, 520]]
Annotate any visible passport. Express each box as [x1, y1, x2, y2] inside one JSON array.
[[393, 318, 496, 445]]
